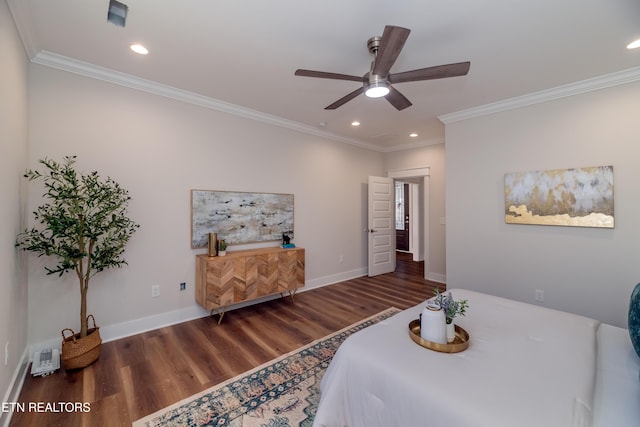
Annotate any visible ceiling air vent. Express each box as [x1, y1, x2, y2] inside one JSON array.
[[107, 0, 128, 27]]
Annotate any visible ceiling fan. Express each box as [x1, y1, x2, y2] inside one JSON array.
[[295, 25, 470, 111]]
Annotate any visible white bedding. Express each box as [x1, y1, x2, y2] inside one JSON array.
[[313, 289, 602, 427], [593, 324, 640, 427]]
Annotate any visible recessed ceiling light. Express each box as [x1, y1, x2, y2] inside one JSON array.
[[409, 133, 418, 138], [130, 44, 149, 55], [351, 121, 361, 126], [627, 39, 640, 49]]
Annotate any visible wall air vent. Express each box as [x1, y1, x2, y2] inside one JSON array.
[[107, 0, 128, 27]]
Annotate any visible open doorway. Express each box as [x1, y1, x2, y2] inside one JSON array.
[[395, 181, 410, 251], [367, 168, 429, 279], [392, 178, 425, 264], [395, 180, 420, 257], [388, 167, 429, 279]]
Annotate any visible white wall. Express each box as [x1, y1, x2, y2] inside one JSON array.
[[385, 144, 447, 282], [445, 81, 640, 328], [0, 0, 29, 419], [26, 64, 385, 346]]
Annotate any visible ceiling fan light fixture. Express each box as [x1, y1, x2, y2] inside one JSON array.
[[365, 84, 389, 98], [365, 75, 390, 98]]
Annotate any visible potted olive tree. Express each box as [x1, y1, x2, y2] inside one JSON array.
[[16, 156, 139, 369]]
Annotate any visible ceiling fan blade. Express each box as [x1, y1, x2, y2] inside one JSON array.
[[325, 87, 364, 110], [372, 25, 410, 77], [388, 61, 470, 84], [385, 86, 412, 111], [295, 69, 364, 82]]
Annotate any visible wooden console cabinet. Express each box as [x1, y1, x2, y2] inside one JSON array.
[[196, 246, 305, 321]]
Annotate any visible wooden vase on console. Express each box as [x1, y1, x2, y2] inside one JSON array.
[[208, 233, 218, 257]]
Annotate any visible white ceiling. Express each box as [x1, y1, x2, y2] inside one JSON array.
[[7, 0, 640, 151]]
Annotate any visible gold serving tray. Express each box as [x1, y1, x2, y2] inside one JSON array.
[[408, 319, 470, 353]]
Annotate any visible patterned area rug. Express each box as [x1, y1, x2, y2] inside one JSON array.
[[133, 307, 400, 427]]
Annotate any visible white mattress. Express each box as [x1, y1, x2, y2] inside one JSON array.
[[592, 324, 640, 427], [313, 289, 603, 427]]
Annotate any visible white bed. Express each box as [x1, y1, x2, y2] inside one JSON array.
[[313, 289, 640, 427]]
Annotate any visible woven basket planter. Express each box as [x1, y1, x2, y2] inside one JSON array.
[[61, 314, 102, 370]]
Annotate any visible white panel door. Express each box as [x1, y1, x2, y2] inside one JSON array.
[[368, 176, 395, 276]]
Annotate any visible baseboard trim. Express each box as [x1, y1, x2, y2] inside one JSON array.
[[26, 267, 369, 356], [427, 272, 446, 284], [0, 347, 30, 427], [303, 268, 368, 290], [12, 265, 406, 411], [5, 266, 369, 427]]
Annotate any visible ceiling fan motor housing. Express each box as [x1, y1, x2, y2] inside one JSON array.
[[364, 35, 389, 97], [367, 36, 382, 56]]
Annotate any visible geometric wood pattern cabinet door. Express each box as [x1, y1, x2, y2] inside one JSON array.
[[196, 247, 305, 322], [277, 249, 305, 292]]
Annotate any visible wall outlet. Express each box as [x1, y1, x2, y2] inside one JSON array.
[[535, 289, 544, 303], [179, 282, 186, 291], [152, 285, 160, 298], [339, 254, 344, 263]]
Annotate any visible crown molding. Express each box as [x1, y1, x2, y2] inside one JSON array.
[[29, 52, 639, 151], [380, 137, 444, 153], [30, 50, 383, 152], [439, 66, 640, 124]]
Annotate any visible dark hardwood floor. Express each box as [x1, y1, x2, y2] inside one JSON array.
[[10, 253, 443, 427]]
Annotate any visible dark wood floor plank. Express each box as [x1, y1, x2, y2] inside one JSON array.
[[9, 253, 442, 426]]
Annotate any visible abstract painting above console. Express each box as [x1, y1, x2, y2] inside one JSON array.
[[191, 190, 294, 248], [504, 165, 614, 228]]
